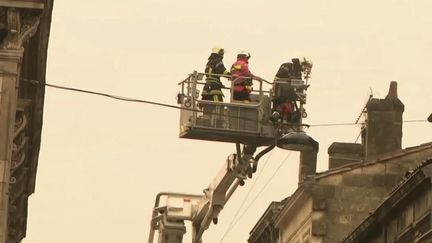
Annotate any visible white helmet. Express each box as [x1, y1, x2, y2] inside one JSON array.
[[237, 51, 251, 59]]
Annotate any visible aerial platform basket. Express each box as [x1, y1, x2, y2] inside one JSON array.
[[177, 71, 277, 146]]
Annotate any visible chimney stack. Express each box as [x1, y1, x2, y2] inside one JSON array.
[[364, 81, 404, 160], [328, 142, 363, 169], [385, 81, 398, 100], [299, 148, 318, 185]]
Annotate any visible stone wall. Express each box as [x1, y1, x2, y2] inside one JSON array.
[[307, 145, 432, 243]]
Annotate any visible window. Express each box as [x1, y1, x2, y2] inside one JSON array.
[[415, 190, 429, 220], [386, 219, 398, 243], [398, 209, 407, 231], [414, 212, 431, 238]]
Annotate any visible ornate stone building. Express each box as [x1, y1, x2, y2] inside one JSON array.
[[248, 200, 285, 243], [0, 1, 53, 242], [248, 82, 432, 243], [342, 159, 432, 243]]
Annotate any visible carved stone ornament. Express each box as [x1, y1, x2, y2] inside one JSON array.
[[0, 8, 40, 50]]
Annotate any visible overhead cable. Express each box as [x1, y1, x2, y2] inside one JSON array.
[[22, 78, 429, 127], [221, 150, 274, 242], [23, 78, 261, 123], [219, 152, 292, 243]]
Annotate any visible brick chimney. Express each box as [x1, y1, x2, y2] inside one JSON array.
[[328, 142, 363, 169], [364, 81, 404, 160]]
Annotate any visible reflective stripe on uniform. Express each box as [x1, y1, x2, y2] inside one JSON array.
[[233, 65, 242, 70], [205, 78, 220, 83], [202, 89, 224, 96]]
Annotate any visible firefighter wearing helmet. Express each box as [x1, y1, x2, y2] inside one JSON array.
[[230, 51, 263, 101], [201, 47, 230, 103]]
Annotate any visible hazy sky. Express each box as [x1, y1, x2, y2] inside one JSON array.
[[23, 1, 432, 242]]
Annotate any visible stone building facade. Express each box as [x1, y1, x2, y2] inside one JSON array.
[[0, 1, 53, 242], [248, 82, 432, 243], [248, 201, 285, 243], [342, 159, 432, 243]]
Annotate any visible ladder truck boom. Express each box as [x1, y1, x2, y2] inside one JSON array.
[[148, 144, 267, 243], [149, 59, 317, 243]]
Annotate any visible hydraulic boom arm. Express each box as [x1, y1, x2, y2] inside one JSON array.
[[148, 144, 274, 243]]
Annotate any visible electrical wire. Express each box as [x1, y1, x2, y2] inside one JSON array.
[[403, 119, 428, 123], [309, 120, 428, 127], [354, 131, 362, 143], [45, 82, 183, 110], [309, 122, 359, 127], [23, 78, 429, 128], [352, 119, 427, 143], [23, 79, 262, 123], [219, 150, 274, 242], [219, 152, 292, 243]]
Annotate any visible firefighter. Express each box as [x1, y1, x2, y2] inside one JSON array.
[[272, 61, 300, 123], [274, 59, 302, 81], [274, 62, 293, 81], [230, 51, 263, 101], [201, 47, 229, 103]]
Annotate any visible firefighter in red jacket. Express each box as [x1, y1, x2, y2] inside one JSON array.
[[230, 51, 263, 101]]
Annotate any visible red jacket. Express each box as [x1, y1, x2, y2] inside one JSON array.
[[230, 57, 253, 92]]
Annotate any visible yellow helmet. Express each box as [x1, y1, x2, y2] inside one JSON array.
[[211, 47, 225, 56]]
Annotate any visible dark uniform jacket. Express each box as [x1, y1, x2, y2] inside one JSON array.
[[202, 56, 228, 98]]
